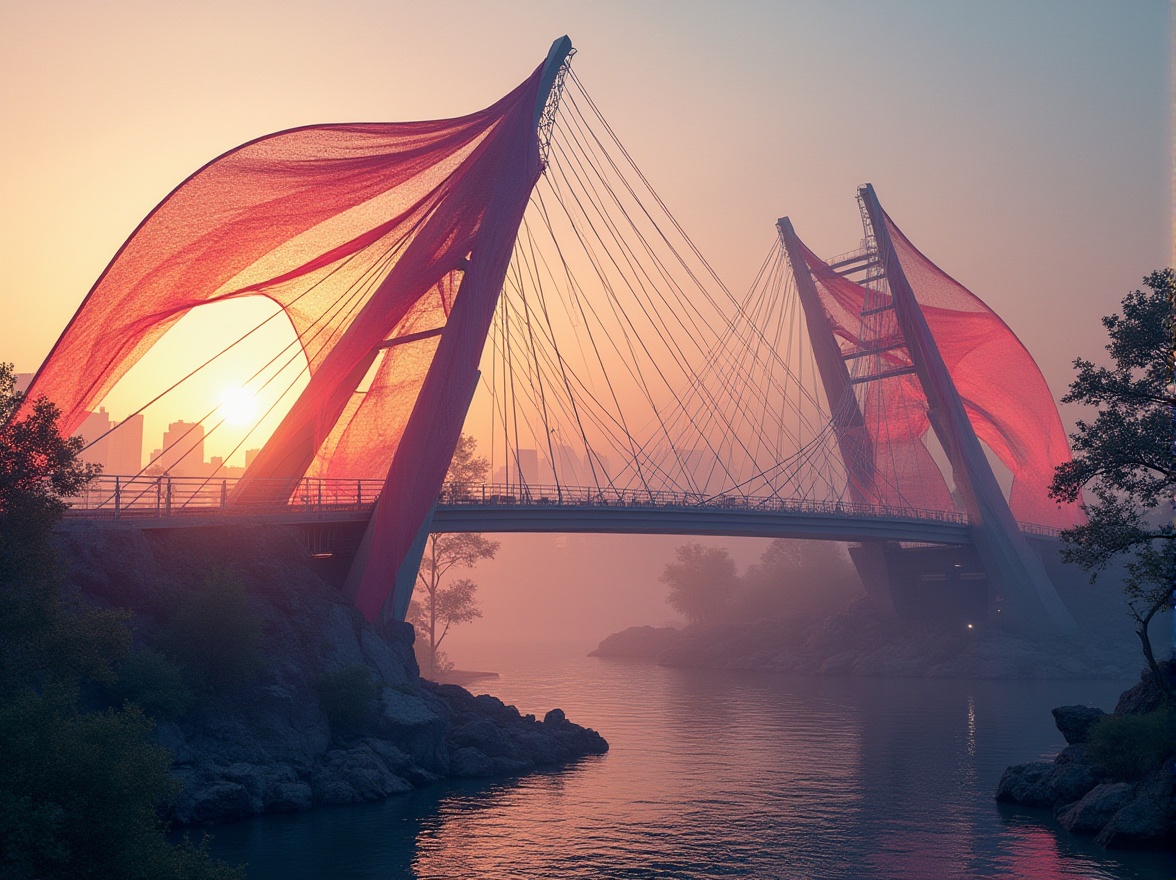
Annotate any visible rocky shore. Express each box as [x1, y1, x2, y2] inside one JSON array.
[[56, 521, 607, 825], [591, 598, 1141, 679], [995, 663, 1175, 849]]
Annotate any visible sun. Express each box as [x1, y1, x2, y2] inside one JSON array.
[[218, 386, 258, 427]]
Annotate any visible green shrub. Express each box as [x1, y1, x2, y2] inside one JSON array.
[[160, 571, 262, 694], [318, 665, 379, 735], [112, 648, 194, 720], [0, 686, 242, 879], [1086, 706, 1176, 781]]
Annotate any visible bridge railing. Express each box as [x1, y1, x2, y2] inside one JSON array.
[[66, 474, 386, 519], [64, 474, 1068, 536], [434, 482, 975, 525]]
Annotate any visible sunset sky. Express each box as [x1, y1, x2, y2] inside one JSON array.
[[0, 1, 1169, 647]]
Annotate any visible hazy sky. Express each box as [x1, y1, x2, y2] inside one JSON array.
[[1, 1, 1170, 652]]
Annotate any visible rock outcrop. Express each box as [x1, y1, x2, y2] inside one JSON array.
[[55, 520, 608, 825], [588, 625, 684, 659], [995, 662, 1175, 850]]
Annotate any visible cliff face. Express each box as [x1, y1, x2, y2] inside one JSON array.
[[54, 521, 606, 825]]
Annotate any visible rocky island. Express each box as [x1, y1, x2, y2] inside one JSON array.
[[57, 520, 607, 826], [591, 596, 1142, 680], [996, 662, 1175, 849]]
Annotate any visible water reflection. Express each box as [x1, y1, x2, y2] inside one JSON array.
[[205, 654, 1172, 879]]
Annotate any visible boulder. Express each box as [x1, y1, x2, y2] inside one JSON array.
[[1095, 759, 1176, 848], [266, 781, 314, 813], [1051, 705, 1106, 745], [995, 756, 1102, 811], [189, 782, 256, 824], [1057, 783, 1134, 833], [996, 762, 1055, 809], [449, 746, 497, 778], [1114, 662, 1174, 716]]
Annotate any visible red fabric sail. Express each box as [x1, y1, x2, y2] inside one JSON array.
[[798, 217, 1081, 529], [881, 212, 1081, 528], [801, 245, 958, 514], [22, 74, 535, 457], [22, 57, 552, 620]]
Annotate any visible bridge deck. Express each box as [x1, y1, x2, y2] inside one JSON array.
[[52, 476, 1068, 544]]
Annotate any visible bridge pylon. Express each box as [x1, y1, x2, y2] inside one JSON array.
[[780, 186, 1077, 635]]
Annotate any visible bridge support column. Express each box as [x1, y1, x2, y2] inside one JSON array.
[[847, 542, 901, 622], [343, 369, 482, 623], [858, 185, 1075, 636]]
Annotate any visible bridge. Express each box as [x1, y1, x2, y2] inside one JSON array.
[[25, 35, 1082, 634]]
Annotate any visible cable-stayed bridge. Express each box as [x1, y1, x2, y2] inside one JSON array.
[[29, 36, 1081, 634]]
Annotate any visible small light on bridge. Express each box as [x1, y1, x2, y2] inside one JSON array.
[[966, 623, 974, 629]]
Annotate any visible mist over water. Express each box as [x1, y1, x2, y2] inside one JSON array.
[[204, 646, 1171, 879]]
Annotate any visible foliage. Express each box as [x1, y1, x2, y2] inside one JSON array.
[[159, 570, 263, 694], [1086, 706, 1176, 781], [736, 540, 862, 621], [661, 539, 861, 623], [317, 664, 379, 735], [0, 363, 100, 518], [1049, 270, 1175, 691], [661, 543, 739, 623], [409, 435, 495, 676], [111, 648, 195, 721], [0, 362, 241, 879]]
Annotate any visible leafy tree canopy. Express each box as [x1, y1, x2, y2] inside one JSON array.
[[1049, 270, 1175, 693]]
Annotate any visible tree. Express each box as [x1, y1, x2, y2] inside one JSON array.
[[0, 363, 241, 879], [661, 542, 739, 623], [737, 539, 861, 620], [407, 435, 498, 676], [661, 539, 862, 624], [1049, 270, 1174, 695]]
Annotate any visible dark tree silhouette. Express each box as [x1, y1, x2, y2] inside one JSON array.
[[408, 435, 498, 675], [661, 543, 739, 623], [0, 362, 241, 879], [1049, 270, 1175, 694]]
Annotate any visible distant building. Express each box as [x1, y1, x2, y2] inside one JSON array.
[[14, 372, 34, 394], [73, 408, 114, 472], [151, 420, 206, 477], [208, 456, 246, 479], [515, 448, 539, 487], [244, 448, 262, 469], [106, 413, 144, 475]]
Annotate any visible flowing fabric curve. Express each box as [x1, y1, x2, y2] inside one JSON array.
[[21, 71, 540, 482], [797, 218, 1081, 529]]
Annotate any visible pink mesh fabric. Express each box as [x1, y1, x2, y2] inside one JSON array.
[[306, 272, 456, 481], [798, 217, 1080, 529], [881, 211, 1081, 528], [22, 73, 537, 450], [802, 244, 958, 514], [23, 62, 549, 620]]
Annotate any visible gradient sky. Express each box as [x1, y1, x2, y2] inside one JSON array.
[[1, 1, 1170, 651]]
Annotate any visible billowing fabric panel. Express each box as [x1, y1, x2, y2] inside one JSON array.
[[22, 71, 539, 477], [800, 244, 958, 515], [797, 217, 1080, 529], [881, 212, 1081, 529]]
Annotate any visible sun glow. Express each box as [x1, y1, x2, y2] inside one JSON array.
[[218, 386, 258, 426]]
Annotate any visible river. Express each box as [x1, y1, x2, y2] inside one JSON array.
[[201, 646, 1172, 878]]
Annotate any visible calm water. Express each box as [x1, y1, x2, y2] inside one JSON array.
[[202, 648, 1173, 879]]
